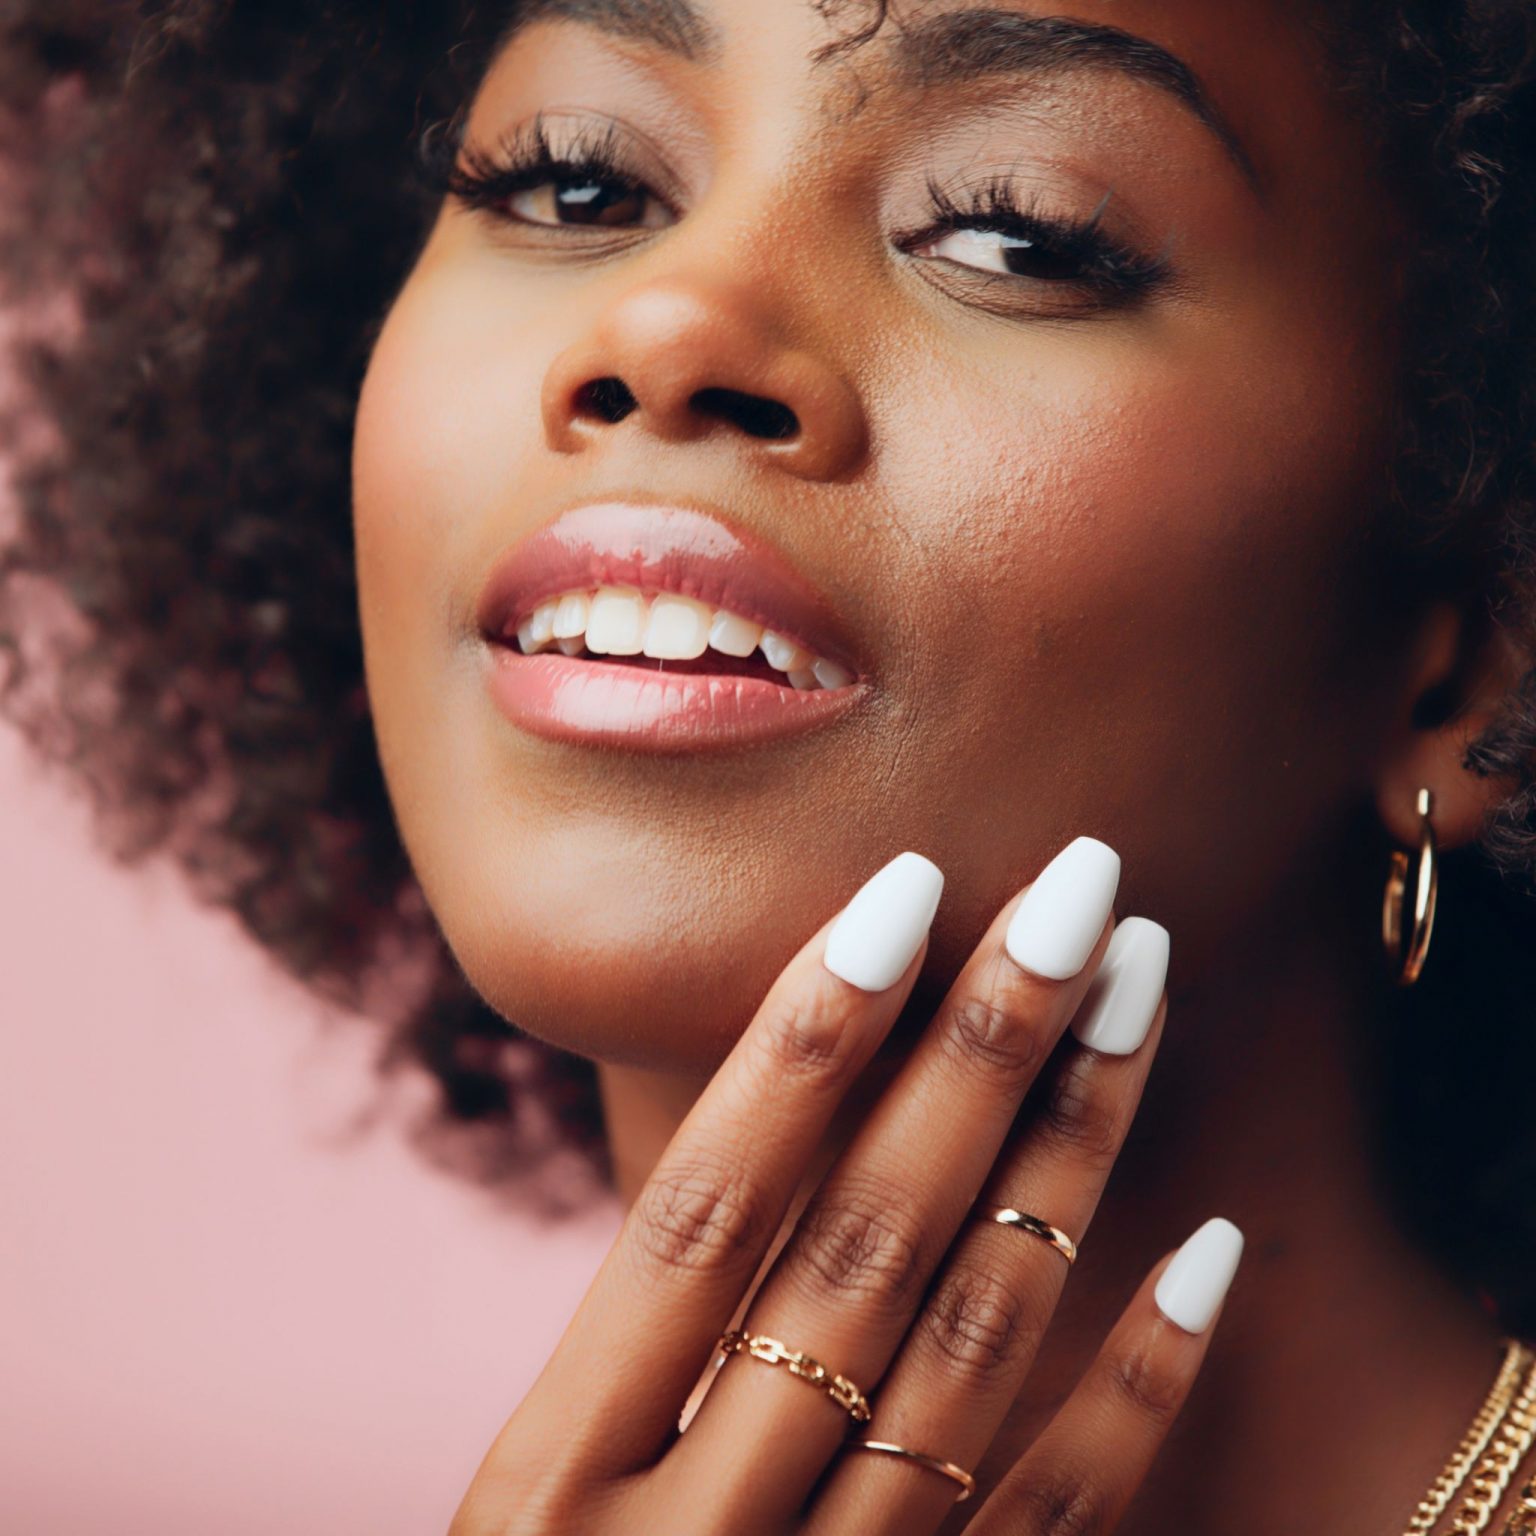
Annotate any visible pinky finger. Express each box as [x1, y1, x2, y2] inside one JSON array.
[[969, 1217, 1244, 1536]]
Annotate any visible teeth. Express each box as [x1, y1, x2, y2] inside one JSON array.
[[708, 610, 763, 657], [643, 594, 712, 659], [586, 585, 646, 654], [552, 593, 589, 639], [759, 630, 815, 673], [812, 657, 855, 690], [510, 586, 857, 691]]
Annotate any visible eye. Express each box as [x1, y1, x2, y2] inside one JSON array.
[[420, 113, 679, 234], [892, 175, 1172, 310], [910, 225, 1089, 282], [507, 172, 672, 230]]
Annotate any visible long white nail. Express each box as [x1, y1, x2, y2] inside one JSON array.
[[1154, 1217, 1244, 1334], [824, 853, 944, 993], [1070, 917, 1170, 1055], [1004, 837, 1121, 981]]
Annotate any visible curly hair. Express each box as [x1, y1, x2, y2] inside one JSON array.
[[1, 1, 1534, 1307]]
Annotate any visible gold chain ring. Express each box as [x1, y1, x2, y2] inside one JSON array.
[[716, 1330, 872, 1423]]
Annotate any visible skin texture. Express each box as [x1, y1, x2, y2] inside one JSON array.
[[352, 0, 1532, 1529], [354, 0, 1419, 1066]]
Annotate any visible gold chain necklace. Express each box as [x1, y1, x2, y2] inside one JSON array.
[[1444, 1347, 1536, 1536], [1403, 1339, 1533, 1535], [1505, 1468, 1536, 1536]]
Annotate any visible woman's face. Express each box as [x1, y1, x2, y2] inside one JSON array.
[[353, 0, 1411, 1070]]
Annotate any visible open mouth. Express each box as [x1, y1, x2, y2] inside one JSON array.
[[474, 500, 869, 749], [498, 641, 796, 685], [493, 584, 858, 693]]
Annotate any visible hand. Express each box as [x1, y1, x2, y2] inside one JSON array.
[[450, 840, 1241, 1535]]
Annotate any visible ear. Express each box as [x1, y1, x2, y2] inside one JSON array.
[[1374, 596, 1532, 851]]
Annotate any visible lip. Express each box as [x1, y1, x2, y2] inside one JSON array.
[[476, 500, 863, 668], [475, 500, 870, 752]]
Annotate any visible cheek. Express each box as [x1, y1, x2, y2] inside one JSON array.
[[351, 250, 585, 1023], [353, 246, 554, 586], [875, 318, 1394, 969]]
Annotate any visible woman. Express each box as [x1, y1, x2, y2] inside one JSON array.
[[2, 0, 1534, 1530]]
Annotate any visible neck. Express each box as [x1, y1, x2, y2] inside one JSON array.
[[596, 883, 1505, 1534]]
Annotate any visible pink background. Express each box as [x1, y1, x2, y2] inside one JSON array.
[[0, 715, 621, 1533]]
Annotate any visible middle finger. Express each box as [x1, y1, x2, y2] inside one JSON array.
[[661, 835, 1123, 1521]]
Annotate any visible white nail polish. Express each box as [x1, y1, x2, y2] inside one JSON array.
[[1004, 837, 1121, 981], [824, 852, 944, 993], [1154, 1217, 1244, 1334], [1070, 917, 1170, 1055]]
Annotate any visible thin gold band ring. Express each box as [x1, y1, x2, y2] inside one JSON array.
[[979, 1205, 1079, 1265], [845, 1438, 977, 1502]]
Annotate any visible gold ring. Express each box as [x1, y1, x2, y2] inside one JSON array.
[[979, 1205, 1078, 1265], [845, 1438, 977, 1502], [715, 1330, 872, 1423]]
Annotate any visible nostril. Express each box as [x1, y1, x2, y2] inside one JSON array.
[[571, 377, 800, 441], [576, 377, 638, 423], [691, 386, 800, 441]]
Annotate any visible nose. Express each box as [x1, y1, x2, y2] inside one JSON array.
[[540, 274, 869, 481]]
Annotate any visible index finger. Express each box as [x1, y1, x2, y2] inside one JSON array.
[[505, 851, 945, 1477]]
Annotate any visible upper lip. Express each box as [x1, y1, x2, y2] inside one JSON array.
[[476, 499, 866, 675]]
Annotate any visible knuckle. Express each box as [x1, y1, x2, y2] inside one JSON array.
[[1037, 1056, 1124, 1171], [938, 988, 1049, 1092], [1103, 1337, 1186, 1424], [1009, 1474, 1104, 1536], [917, 1261, 1044, 1383], [751, 981, 859, 1081], [630, 1156, 767, 1278], [788, 1177, 929, 1312]]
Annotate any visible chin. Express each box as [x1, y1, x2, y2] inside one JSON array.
[[418, 836, 819, 1076]]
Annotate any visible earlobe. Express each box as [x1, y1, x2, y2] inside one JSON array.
[[1372, 597, 1530, 853]]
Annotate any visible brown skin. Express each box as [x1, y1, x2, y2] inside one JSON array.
[[351, 0, 1532, 1529]]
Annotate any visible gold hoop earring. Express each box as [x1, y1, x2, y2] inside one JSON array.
[[1381, 787, 1439, 986]]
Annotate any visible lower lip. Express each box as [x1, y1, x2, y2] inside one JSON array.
[[481, 643, 864, 752]]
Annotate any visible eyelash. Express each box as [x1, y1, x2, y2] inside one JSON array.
[[415, 115, 1172, 306], [900, 172, 1171, 302], [419, 115, 665, 223]]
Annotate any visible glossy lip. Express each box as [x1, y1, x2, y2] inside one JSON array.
[[475, 500, 871, 753]]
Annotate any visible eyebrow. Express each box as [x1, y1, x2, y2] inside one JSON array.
[[494, 0, 722, 65], [493, 1, 1258, 193], [890, 10, 1259, 192]]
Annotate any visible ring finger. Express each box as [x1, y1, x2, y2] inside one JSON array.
[[660, 836, 1125, 1522]]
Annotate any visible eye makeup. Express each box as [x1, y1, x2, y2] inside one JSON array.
[[418, 108, 1176, 316]]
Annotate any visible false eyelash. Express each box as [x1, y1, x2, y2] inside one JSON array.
[[907, 170, 1171, 299], [414, 112, 661, 219]]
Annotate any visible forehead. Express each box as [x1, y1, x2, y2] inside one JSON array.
[[493, 0, 1353, 192]]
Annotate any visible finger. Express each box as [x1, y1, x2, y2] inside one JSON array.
[[966, 1218, 1243, 1535], [498, 851, 944, 1478], [814, 917, 1169, 1533], [663, 837, 1123, 1522]]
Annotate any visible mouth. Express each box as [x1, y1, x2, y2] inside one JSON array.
[[475, 500, 870, 751]]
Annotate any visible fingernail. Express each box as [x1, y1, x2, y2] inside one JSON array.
[[1070, 916, 1170, 1055], [1154, 1217, 1244, 1334], [1004, 836, 1121, 980], [824, 852, 945, 993]]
